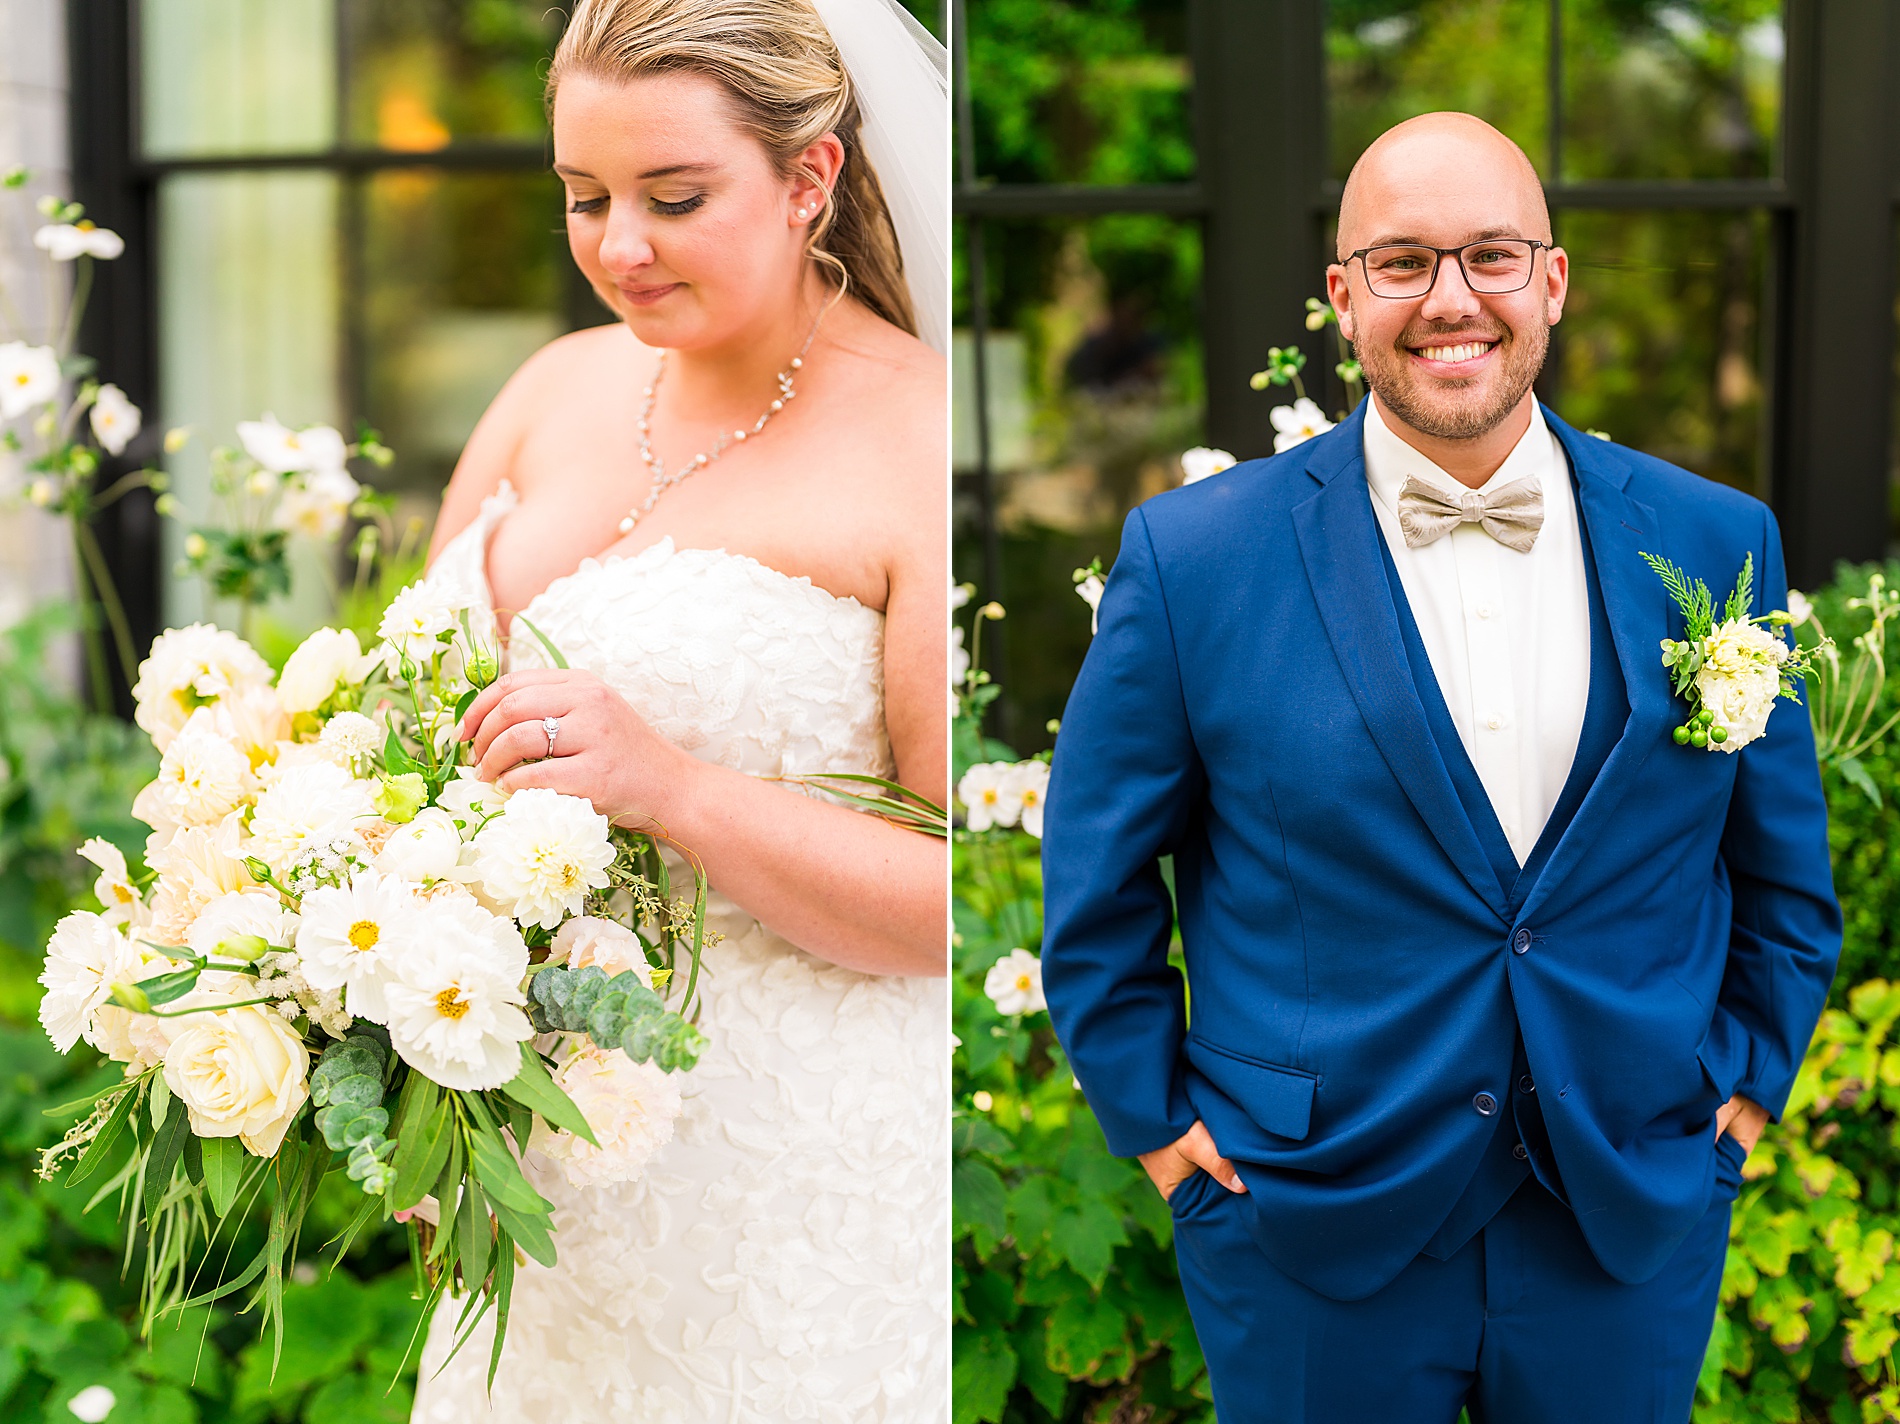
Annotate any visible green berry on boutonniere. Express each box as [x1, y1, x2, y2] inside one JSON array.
[[1641, 550, 1824, 753]]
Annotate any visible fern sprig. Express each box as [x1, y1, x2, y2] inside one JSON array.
[[1640, 551, 1714, 643], [1724, 552, 1755, 625]]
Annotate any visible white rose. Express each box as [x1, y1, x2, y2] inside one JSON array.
[[1179, 446, 1237, 485], [161, 999, 311, 1156], [374, 807, 466, 883], [277, 627, 375, 714], [529, 1043, 681, 1189], [984, 948, 1046, 1017], [550, 916, 656, 986], [1693, 618, 1789, 753]]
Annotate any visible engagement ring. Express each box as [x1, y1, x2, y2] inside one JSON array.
[[542, 716, 561, 757]]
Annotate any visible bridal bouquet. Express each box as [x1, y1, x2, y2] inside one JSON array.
[[33, 586, 710, 1380]]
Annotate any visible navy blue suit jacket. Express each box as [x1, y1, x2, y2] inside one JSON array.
[[1040, 401, 1841, 1301]]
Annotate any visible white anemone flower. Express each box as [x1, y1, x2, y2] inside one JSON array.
[[957, 761, 1022, 833], [1783, 590, 1814, 628], [244, 760, 376, 876], [131, 706, 256, 830], [33, 222, 123, 261], [383, 894, 532, 1090], [295, 867, 419, 1025], [89, 383, 141, 456], [77, 836, 143, 925], [529, 1043, 682, 1188], [1270, 398, 1335, 453], [131, 623, 274, 752], [236, 415, 347, 475], [1008, 760, 1051, 838], [1179, 446, 1238, 485], [38, 911, 144, 1052], [0, 341, 60, 420], [470, 788, 615, 931], [273, 467, 362, 539], [984, 948, 1047, 1017]]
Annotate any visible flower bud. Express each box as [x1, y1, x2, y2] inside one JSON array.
[[26, 478, 56, 507], [109, 981, 151, 1012], [183, 532, 208, 560], [217, 933, 271, 963], [465, 645, 499, 688], [163, 426, 191, 453], [154, 493, 179, 516]]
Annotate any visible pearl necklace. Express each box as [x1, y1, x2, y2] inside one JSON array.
[[620, 313, 825, 534]]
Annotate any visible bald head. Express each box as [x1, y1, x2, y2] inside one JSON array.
[[1337, 113, 1548, 260]]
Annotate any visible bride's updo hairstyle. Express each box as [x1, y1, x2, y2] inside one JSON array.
[[548, 0, 918, 339]]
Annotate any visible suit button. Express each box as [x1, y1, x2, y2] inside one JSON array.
[[1512, 1143, 1529, 1160], [1518, 1074, 1535, 1094], [1512, 928, 1533, 954], [1473, 1092, 1499, 1116]]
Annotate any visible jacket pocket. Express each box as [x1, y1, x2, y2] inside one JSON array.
[[1696, 1008, 1748, 1104], [1184, 1036, 1317, 1142]]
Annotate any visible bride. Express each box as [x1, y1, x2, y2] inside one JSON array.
[[405, 1, 948, 1419]]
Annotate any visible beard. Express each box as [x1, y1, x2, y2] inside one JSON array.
[[1354, 312, 1549, 441]]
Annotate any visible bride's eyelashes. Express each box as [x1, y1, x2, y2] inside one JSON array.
[[568, 195, 608, 215], [564, 193, 708, 217]]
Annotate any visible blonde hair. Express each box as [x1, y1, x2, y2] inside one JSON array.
[[548, 0, 917, 338]]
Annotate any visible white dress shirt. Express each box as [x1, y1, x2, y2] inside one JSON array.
[[1361, 398, 1592, 864]]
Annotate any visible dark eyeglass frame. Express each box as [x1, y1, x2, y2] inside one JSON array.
[[1346, 238, 1552, 298]]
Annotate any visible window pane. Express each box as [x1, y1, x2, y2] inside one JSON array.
[[344, 0, 559, 149], [1552, 208, 1765, 493], [358, 170, 568, 496], [1327, 0, 1551, 180], [140, 0, 336, 158], [157, 171, 341, 627], [1561, 1, 1781, 182], [953, 213, 1203, 749], [963, 0, 1194, 185]]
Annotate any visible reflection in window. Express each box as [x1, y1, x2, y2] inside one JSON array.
[[344, 0, 560, 148]]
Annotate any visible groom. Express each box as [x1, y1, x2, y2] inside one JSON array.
[[1040, 112, 1840, 1421]]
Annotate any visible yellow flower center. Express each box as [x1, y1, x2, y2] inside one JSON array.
[[981, 789, 998, 804], [113, 885, 134, 904], [347, 919, 380, 952], [1021, 789, 1039, 806], [1015, 974, 1032, 992], [558, 859, 580, 889], [434, 987, 469, 1020], [11, 373, 28, 387]]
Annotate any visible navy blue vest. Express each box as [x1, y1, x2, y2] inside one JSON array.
[[1373, 458, 1629, 1260]]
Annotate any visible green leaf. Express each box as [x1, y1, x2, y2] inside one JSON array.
[[1043, 1291, 1132, 1381], [1049, 1193, 1128, 1290], [391, 1088, 452, 1211], [464, 1116, 550, 1216], [498, 1042, 598, 1146], [512, 613, 569, 669], [950, 1323, 1017, 1424], [142, 1100, 192, 1224], [952, 1158, 1009, 1255], [488, 1195, 557, 1268], [383, 723, 420, 777], [1839, 755, 1883, 809], [458, 1178, 492, 1288]]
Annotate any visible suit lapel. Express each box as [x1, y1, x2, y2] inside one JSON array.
[[1291, 408, 1510, 922]]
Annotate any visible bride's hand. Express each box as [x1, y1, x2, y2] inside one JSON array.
[[459, 668, 691, 825]]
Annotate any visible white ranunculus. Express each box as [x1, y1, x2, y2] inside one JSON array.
[[0, 341, 60, 421], [374, 806, 467, 884], [273, 467, 361, 539], [77, 836, 143, 926], [184, 889, 296, 961], [245, 761, 376, 876], [1075, 574, 1105, 635], [34, 222, 123, 262], [65, 1384, 117, 1422], [131, 707, 256, 830], [529, 1043, 681, 1188], [38, 911, 143, 1052], [1270, 398, 1334, 453], [383, 895, 532, 1090], [376, 581, 460, 673], [143, 819, 254, 944], [237, 415, 347, 476], [437, 767, 509, 834], [1693, 618, 1790, 753], [1179, 446, 1238, 485], [89, 383, 140, 456], [319, 710, 382, 763], [984, 948, 1047, 1017], [550, 915, 655, 985], [161, 997, 310, 1156], [957, 761, 1022, 833], [470, 788, 615, 931], [295, 867, 419, 1025], [132, 623, 274, 753], [1008, 760, 1051, 839], [277, 627, 375, 714]]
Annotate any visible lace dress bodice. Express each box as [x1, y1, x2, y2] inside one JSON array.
[[411, 483, 948, 1424]]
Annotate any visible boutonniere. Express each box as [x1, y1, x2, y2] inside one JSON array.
[[1640, 551, 1818, 752]]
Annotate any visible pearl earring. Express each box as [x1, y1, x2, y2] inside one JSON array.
[[796, 207, 810, 219]]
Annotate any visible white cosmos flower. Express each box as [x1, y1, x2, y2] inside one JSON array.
[[471, 788, 615, 931], [550, 915, 656, 986], [245, 761, 376, 876], [78, 836, 143, 925], [273, 467, 361, 539], [295, 867, 418, 1025], [383, 895, 531, 1090], [33, 222, 123, 261], [38, 911, 144, 1052], [184, 889, 296, 961], [237, 415, 347, 475], [277, 626, 376, 714], [0, 341, 60, 421], [376, 581, 460, 672], [1008, 760, 1051, 838], [1693, 618, 1790, 753], [984, 948, 1047, 1017], [132, 623, 273, 753], [1270, 398, 1334, 453], [131, 707, 256, 830], [319, 710, 382, 763], [374, 806, 469, 884], [143, 819, 254, 944], [957, 762, 1022, 833], [89, 383, 140, 456], [1180, 445, 1238, 485], [529, 1043, 681, 1188]]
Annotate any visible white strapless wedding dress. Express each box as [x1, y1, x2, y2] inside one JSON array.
[[408, 482, 948, 1424]]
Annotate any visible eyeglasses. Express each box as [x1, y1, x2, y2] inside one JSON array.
[[1347, 239, 1550, 298]]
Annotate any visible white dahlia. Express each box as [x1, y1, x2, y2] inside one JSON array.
[[38, 911, 144, 1052], [132, 624, 273, 752], [131, 707, 256, 830], [295, 867, 418, 1025], [529, 1043, 681, 1188], [245, 761, 376, 876], [470, 788, 614, 931], [383, 895, 532, 1090], [1694, 618, 1791, 753]]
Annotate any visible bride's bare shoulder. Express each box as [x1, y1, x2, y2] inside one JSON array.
[[823, 303, 945, 478], [430, 323, 647, 559]]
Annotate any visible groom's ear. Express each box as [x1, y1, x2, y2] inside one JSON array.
[[1326, 264, 1356, 343]]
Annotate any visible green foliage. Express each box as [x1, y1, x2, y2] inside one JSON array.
[[527, 964, 708, 1073]]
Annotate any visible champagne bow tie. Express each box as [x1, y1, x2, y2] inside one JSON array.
[[1396, 474, 1544, 553]]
